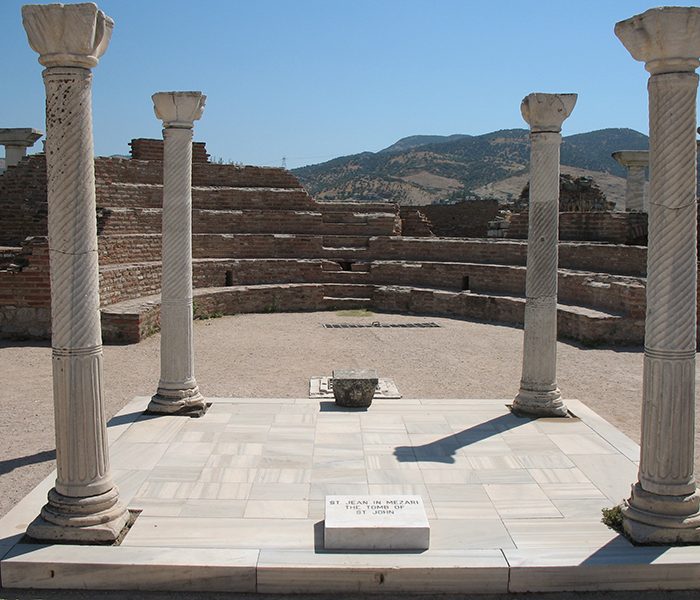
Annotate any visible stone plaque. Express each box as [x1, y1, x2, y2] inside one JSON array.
[[324, 495, 430, 550]]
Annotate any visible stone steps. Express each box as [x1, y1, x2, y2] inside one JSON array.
[[96, 233, 648, 277], [99, 282, 642, 346], [96, 207, 398, 237], [95, 257, 646, 323], [95, 182, 318, 211]]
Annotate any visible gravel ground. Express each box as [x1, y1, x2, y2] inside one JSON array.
[[1, 310, 699, 599]]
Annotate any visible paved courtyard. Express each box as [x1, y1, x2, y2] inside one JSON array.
[[2, 312, 700, 594]]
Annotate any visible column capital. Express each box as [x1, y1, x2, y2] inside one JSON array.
[[152, 92, 206, 129], [520, 93, 577, 133], [612, 150, 649, 168], [0, 128, 43, 148], [22, 3, 113, 69], [616, 7, 700, 75]]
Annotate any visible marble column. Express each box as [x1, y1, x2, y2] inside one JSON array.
[[513, 93, 576, 418], [148, 92, 207, 416], [616, 6, 700, 544], [611, 150, 649, 212], [22, 3, 128, 542], [0, 128, 42, 168]]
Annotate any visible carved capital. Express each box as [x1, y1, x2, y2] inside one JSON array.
[[152, 92, 206, 129], [612, 150, 649, 169], [520, 93, 577, 133], [22, 3, 113, 69], [0, 128, 43, 148], [616, 7, 700, 75]]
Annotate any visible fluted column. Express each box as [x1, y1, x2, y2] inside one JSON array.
[[616, 6, 700, 544], [513, 93, 576, 418], [148, 92, 207, 416], [22, 3, 128, 542], [611, 150, 648, 212]]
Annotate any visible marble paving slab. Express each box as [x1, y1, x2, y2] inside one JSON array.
[[2, 396, 700, 593]]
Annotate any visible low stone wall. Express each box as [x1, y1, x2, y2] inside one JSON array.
[[508, 211, 648, 245], [94, 257, 647, 324], [101, 282, 644, 346]]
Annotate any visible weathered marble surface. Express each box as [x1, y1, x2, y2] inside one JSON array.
[[611, 150, 648, 212], [148, 91, 207, 416], [616, 6, 700, 544], [513, 93, 576, 418], [332, 368, 378, 408], [310, 376, 401, 399], [3, 396, 700, 593], [21, 1, 128, 543]]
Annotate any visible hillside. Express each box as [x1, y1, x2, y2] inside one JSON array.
[[293, 128, 648, 206]]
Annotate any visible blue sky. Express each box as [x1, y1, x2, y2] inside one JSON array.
[[2, 1, 698, 168]]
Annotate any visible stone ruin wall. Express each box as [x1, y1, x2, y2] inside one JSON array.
[[0, 137, 679, 345], [507, 211, 649, 245], [129, 138, 210, 163]]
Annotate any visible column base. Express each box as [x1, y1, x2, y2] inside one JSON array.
[[623, 483, 700, 544], [27, 487, 130, 544], [148, 385, 207, 417], [512, 386, 567, 417]]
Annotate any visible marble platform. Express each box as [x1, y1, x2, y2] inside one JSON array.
[[2, 396, 700, 593]]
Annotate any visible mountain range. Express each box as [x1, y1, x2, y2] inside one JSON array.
[[292, 128, 649, 206]]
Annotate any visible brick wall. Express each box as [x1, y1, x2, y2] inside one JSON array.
[[187, 234, 649, 277], [0, 154, 48, 246], [420, 200, 500, 238], [95, 184, 319, 211], [399, 207, 434, 236], [99, 234, 162, 264], [508, 211, 648, 245], [0, 237, 51, 337], [129, 138, 210, 163], [96, 208, 399, 236]]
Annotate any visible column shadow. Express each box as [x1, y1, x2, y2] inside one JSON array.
[[0, 449, 56, 475], [581, 535, 669, 564], [393, 412, 532, 464]]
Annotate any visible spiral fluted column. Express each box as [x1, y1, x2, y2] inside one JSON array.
[[148, 92, 207, 416], [611, 151, 648, 212], [22, 3, 128, 542], [616, 6, 700, 544], [513, 93, 576, 418]]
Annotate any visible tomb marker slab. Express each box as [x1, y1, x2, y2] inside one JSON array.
[[324, 495, 430, 551]]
